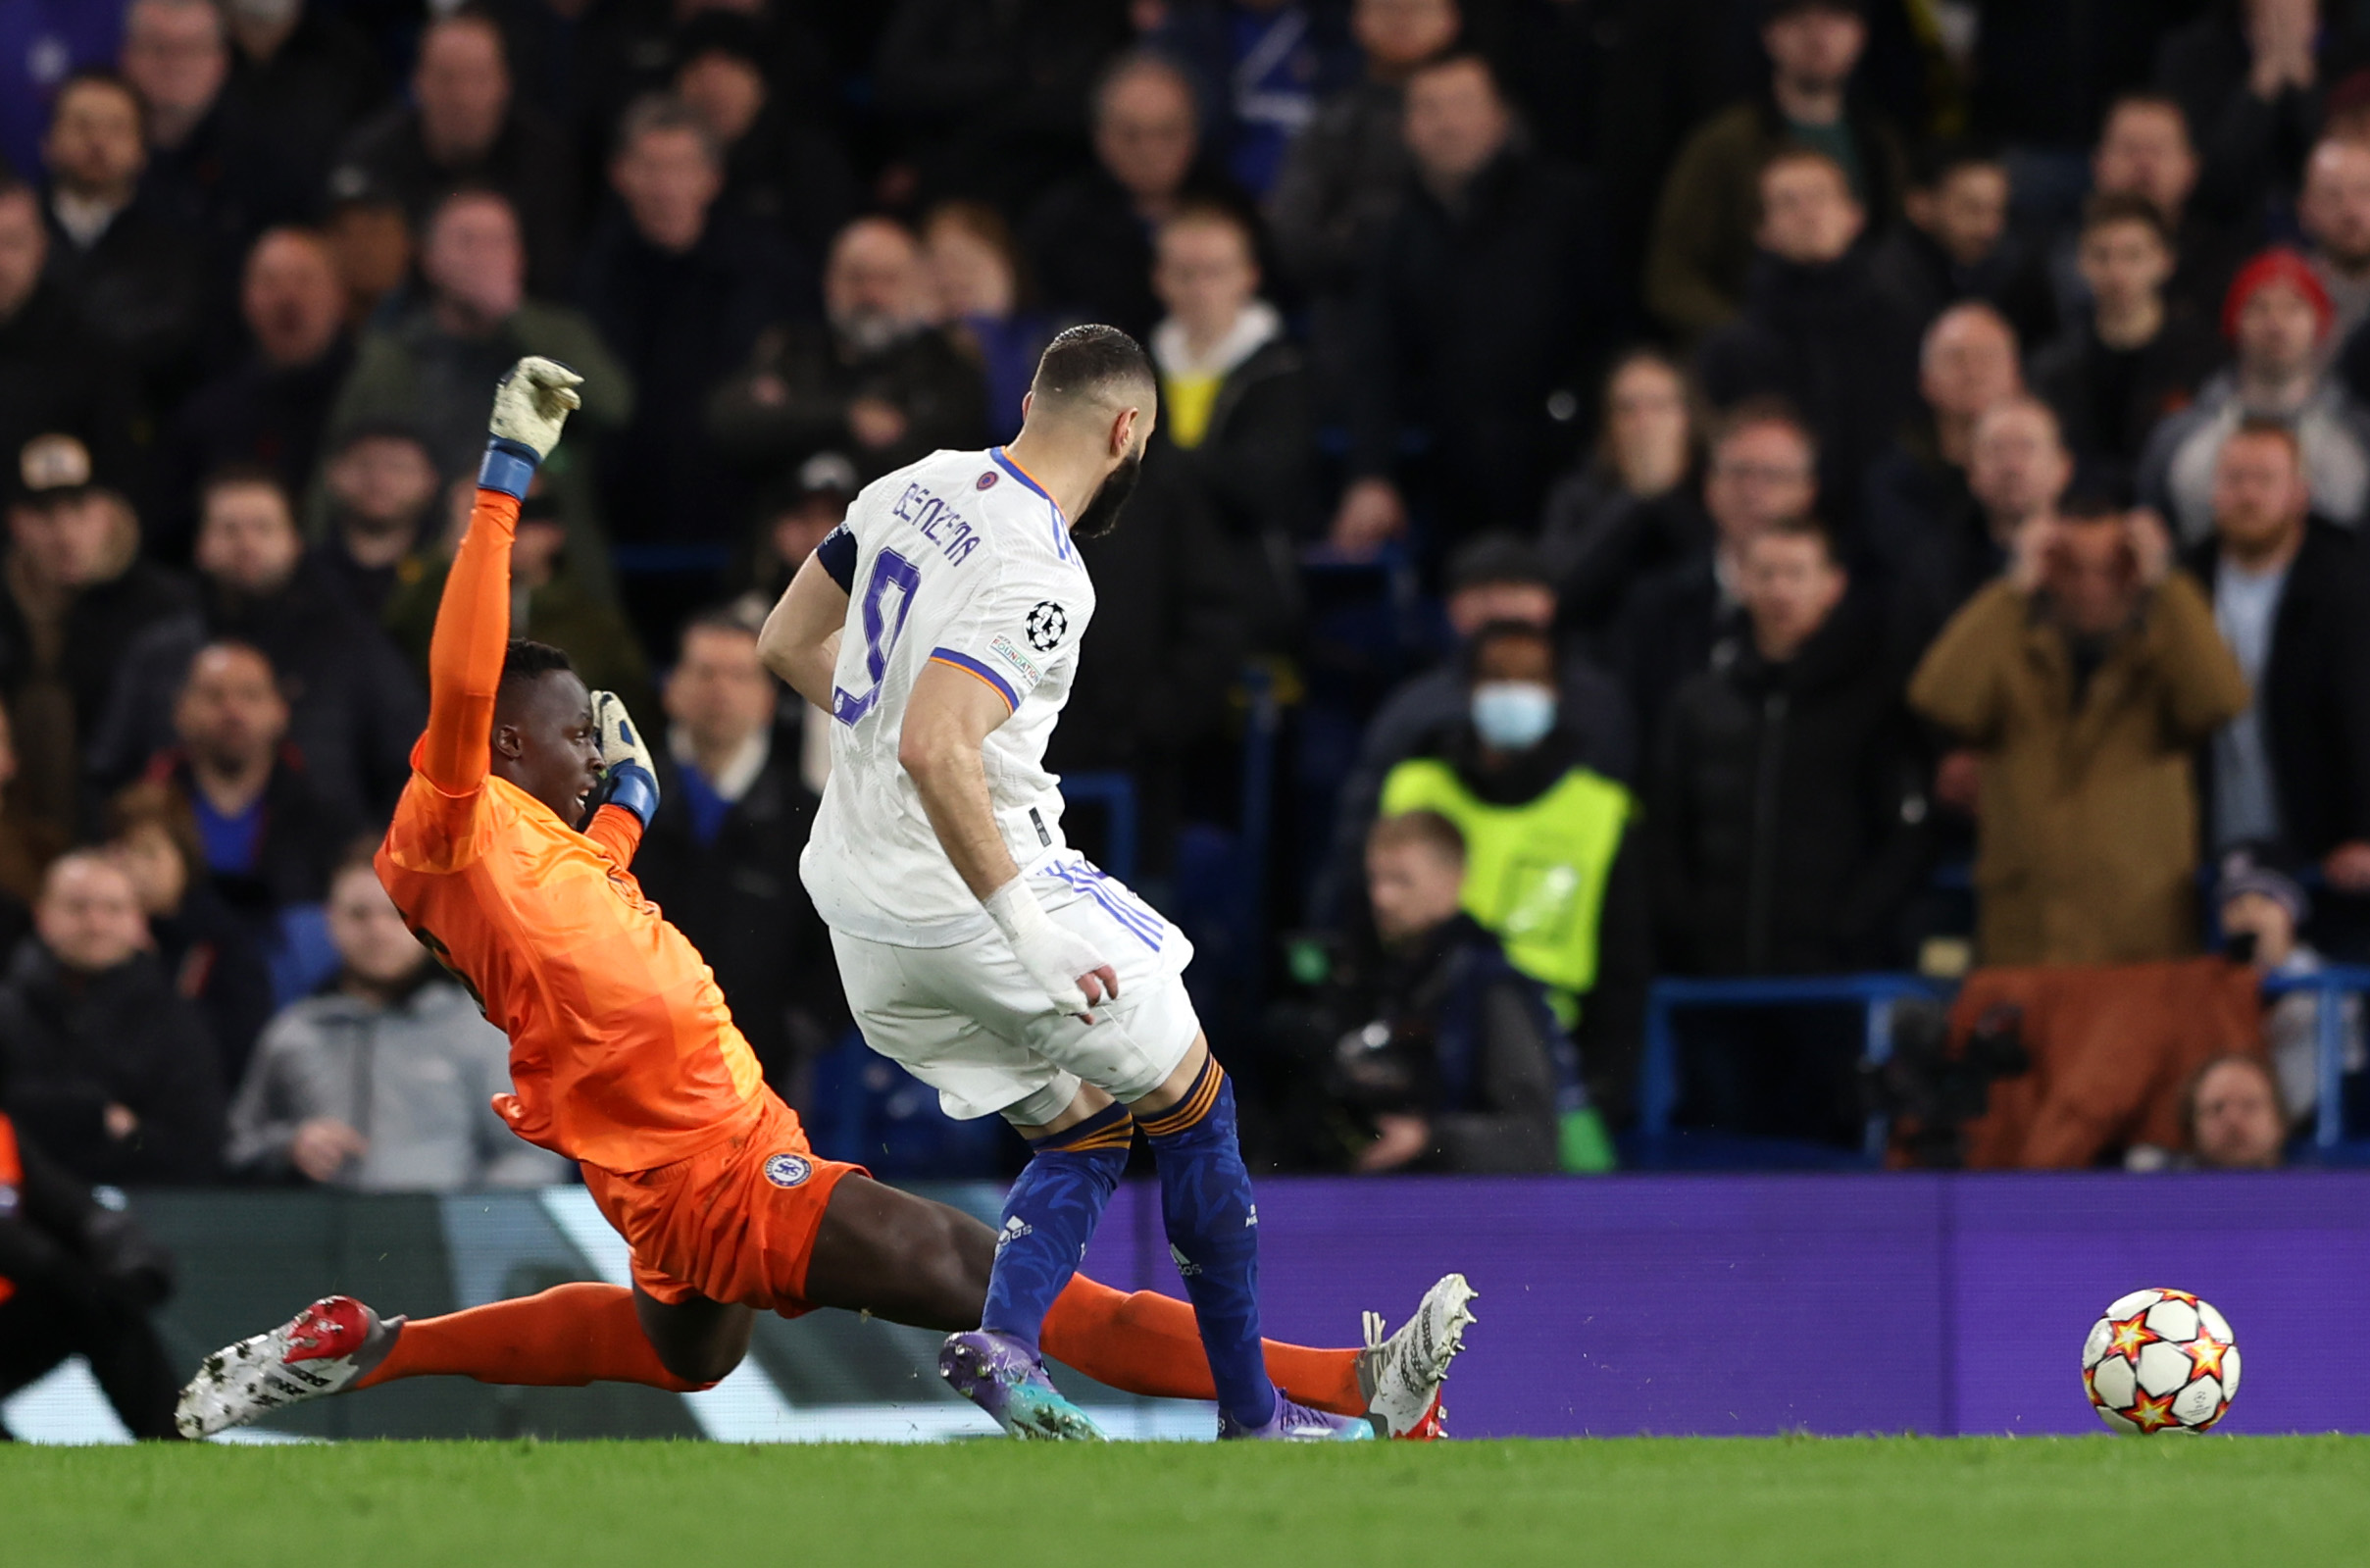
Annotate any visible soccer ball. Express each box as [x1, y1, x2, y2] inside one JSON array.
[[2081, 1289, 2240, 1435]]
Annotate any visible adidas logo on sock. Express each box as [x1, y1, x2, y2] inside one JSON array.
[[995, 1217, 1034, 1256], [1170, 1242, 1202, 1278]]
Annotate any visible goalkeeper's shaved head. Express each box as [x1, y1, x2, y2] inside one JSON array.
[[1027, 325, 1156, 425]]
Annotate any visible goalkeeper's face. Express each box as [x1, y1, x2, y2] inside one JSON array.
[[493, 669, 605, 829]]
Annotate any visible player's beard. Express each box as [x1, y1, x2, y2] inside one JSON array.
[[1071, 449, 1142, 540]]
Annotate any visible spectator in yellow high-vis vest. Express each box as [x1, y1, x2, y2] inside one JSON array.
[[1377, 620, 1650, 1122]]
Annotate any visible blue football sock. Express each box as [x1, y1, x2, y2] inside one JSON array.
[[1139, 1059, 1275, 1429], [980, 1102, 1134, 1358]]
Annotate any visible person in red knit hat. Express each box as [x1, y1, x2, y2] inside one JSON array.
[[2140, 246, 2370, 541]]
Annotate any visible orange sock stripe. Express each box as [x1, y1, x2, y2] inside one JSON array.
[[1039, 1113, 1136, 1154], [349, 1283, 706, 1394], [1138, 1063, 1224, 1138], [1042, 1276, 1364, 1416]]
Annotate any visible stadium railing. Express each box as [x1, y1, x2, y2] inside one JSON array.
[[2268, 964, 2370, 1149], [1637, 973, 1946, 1167]]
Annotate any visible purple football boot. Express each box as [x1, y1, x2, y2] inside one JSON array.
[[938, 1330, 1107, 1441], [1218, 1387, 1379, 1442]]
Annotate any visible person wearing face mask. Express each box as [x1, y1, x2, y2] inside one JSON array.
[[1311, 533, 1632, 929], [1651, 515, 1930, 981], [1374, 620, 1648, 1120]]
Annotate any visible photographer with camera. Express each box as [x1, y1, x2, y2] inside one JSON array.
[[0, 1106, 180, 1440], [1269, 812, 1568, 1176]]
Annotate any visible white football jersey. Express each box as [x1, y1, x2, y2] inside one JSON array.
[[800, 447, 1095, 946]]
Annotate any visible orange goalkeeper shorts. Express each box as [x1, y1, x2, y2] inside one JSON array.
[[580, 1089, 868, 1314]]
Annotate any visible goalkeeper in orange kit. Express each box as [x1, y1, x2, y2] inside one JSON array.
[[175, 358, 1471, 1441]]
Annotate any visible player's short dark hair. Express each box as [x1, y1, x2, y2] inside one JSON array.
[[2080, 189, 2172, 248], [1030, 325, 1154, 410], [1369, 810, 1466, 865], [499, 638, 576, 692]]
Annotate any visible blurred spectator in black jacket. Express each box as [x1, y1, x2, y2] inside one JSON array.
[[1538, 348, 1711, 636], [1268, 0, 1460, 409], [1021, 52, 1239, 343], [322, 182, 413, 328], [634, 612, 841, 1102], [307, 424, 442, 620], [0, 1107, 180, 1440], [672, 15, 858, 277], [1041, 454, 1246, 885], [1643, 0, 1905, 343], [1147, 203, 1316, 653], [2059, 92, 2256, 332], [708, 216, 986, 488], [1315, 534, 1633, 926], [1863, 302, 2025, 596], [150, 227, 353, 563], [1606, 399, 1818, 745], [731, 451, 857, 630], [119, 0, 250, 252], [2033, 193, 2226, 481], [1336, 51, 1609, 557], [873, 0, 1138, 217], [330, 10, 580, 297], [0, 441, 193, 847], [217, 0, 386, 227], [0, 174, 139, 494], [1651, 515, 1930, 976], [139, 640, 358, 946], [580, 94, 789, 548], [1696, 146, 1920, 537], [925, 201, 1067, 444], [108, 779, 272, 1095], [0, 851, 223, 1186], [0, 701, 58, 952], [38, 71, 211, 418], [1869, 141, 2056, 347], [1878, 394, 2075, 655], [2153, 0, 2366, 227], [92, 470, 423, 822], [2301, 136, 2370, 346], [2189, 421, 2370, 889], [1284, 809, 1563, 1174]]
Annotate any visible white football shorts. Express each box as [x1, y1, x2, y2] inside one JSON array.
[[830, 852, 1202, 1127]]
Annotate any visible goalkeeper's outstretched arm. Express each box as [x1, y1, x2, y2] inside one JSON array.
[[418, 357, 582, 793]]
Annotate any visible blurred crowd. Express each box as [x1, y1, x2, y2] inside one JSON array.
[[0, 0, 2365, 1191]]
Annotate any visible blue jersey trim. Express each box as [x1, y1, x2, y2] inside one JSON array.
[[990, 447, 1072, 561], [929, 647, 1019, 711]]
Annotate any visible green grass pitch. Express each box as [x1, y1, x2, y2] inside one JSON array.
[[7, 1437, 2369, 1567]]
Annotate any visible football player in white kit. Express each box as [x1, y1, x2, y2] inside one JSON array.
[[761, 327, 1472, 1440]]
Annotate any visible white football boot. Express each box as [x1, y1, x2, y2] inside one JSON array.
[[1357, 1272, 1478, 1440], [176, 1294, 393, 1439]]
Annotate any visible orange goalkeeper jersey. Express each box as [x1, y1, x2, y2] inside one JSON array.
[[377, 487, 765, 1172]]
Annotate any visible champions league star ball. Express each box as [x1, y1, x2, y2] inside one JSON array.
[[2081, 1289, 2240, 1435]]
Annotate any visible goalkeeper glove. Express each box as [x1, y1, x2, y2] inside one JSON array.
[[587, 689, 660, 829], [480, 356, 583, 500]]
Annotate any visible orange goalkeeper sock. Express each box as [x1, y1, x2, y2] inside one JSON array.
[[351, 1283, 708, 1393], [1041, 1276, 1364, 1416]]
